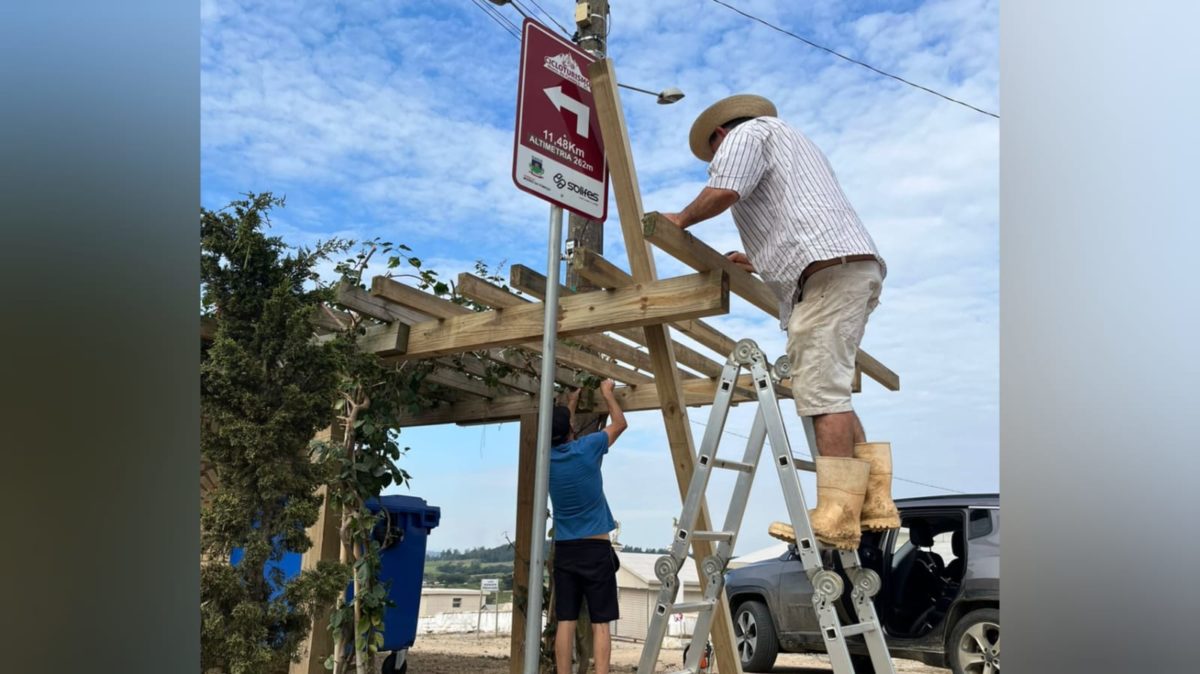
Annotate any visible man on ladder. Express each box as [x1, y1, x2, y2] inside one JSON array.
[[661, 94, 900, 549]]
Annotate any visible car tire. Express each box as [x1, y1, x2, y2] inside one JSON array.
[[733, 600, 779, 672], [948, 608, 1000, 674], [381, 651, 408, 674]]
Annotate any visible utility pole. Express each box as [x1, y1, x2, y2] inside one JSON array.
[[567, 0, 608, 294]]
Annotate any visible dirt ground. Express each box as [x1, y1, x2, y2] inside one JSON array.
[[404, 634, 948, 673]]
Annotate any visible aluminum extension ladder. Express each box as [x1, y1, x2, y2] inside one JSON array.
[[637, 339, 895, 674]]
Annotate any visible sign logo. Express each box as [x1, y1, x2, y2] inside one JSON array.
[[543, 52, 591, 92], [529, 157, 544, 176], [553, 172, 566, 188]]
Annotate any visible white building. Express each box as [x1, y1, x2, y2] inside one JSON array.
[[418, 587, 486, 616], [613, 551, 703, 641]]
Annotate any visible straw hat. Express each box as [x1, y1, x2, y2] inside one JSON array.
[[689, 94, 777, 162]]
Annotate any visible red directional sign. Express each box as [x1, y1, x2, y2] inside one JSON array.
[[512, 19, 608, 222]]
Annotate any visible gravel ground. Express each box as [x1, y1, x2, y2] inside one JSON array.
[[403, 634, 949, 673]]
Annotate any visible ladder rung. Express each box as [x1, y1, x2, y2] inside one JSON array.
[[839, 621, 878, 637], [672, 600, 716, 613], [691, 530, 735, 542], [712, 458, 754, 473], [792, 457, 816, 472]]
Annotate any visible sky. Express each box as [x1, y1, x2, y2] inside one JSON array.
[[201, 0, 998, 556]]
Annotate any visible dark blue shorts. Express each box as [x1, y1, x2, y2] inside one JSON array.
[[553, 539, 620, 623]]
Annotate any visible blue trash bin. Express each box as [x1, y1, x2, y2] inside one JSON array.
[[364, 495, 442, 654]]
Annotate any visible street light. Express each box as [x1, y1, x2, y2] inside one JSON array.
[[617, 82, 685, 104]]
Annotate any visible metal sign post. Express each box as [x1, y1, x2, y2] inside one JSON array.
[[510, 18, 608, 673], [522, 203, 563, 674]]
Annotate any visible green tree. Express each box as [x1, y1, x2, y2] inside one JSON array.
[[200, 193, 350, 674]]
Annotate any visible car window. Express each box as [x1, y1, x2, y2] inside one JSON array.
[[931, 530, 957, 563], [968, 508, 994, 539], [890, 527, 913, 569]]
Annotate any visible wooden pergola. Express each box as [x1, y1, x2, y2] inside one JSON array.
[[204, 58, 899, 674]]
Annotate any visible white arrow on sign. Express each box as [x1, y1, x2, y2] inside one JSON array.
[[543, 86, 590, 138]]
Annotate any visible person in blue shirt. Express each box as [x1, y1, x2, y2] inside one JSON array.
[[548, 378, 627, 674]]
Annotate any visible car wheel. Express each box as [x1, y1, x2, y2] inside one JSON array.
[[948, 608, 1000, 674], [381, 651, 408, 674], [733, 600, 779, 672]]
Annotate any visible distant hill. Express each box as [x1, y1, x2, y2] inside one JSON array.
[[424, 542, 669, 590]]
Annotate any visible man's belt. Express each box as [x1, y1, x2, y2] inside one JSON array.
[[799, 254, 878, 286]]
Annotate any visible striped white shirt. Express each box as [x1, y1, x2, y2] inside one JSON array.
[[707, 116, 885, 328]]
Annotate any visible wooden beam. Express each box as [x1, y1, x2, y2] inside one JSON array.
[[589, 56, 742, 674], [564, 251, 738, 359], [642, 211, 900, 392], [382, 271, 729, 361], [396, 376, 764, 427], [437, 356, 542, 396], [291, 426, 346, 674], [371, 276, 652, 385], [510, 263, 725, 378], [335, 280, 433, 324], [644, 210, 778, 313], [456, 272, 672, 379], [509, 414, 537, 674], [853, 347, 900, 391]]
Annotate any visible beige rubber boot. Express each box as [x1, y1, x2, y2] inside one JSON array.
[[855, 442, 901, 531], [766, 457, 871, 550]]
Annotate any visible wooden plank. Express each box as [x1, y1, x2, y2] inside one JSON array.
[[437, 356, 542, 396], [335, 280, 433, 324], [356, 321, 409, 356], [853, 347, 900, 391], [563, 251, 739, 359], [387, 271, 729, 361], [509, 414, 537, 674], [588, 57, 742, 674], [644, 210, 778, 314], [455, 272, 671, 379], [397, 376, 763, 427], [642, 211, 900, 392], [372, 276, 652, 385], [291, 425, 346, 674], [425, 365, 500, 399], [510, 263, 724, 378]]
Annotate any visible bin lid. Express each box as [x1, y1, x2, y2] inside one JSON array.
[[366, 494, 441, 529]]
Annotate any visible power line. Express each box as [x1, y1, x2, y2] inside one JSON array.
[[687, 417, 966, 495], [708, 0, 998, 119], [524, 0, 573, 36], [469, 0, 520, 40], [507, 0, 533, 21]]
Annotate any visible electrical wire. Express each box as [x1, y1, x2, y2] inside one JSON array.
[[507, 0, 533, 21], [525, 0, 573, 36], [469, 0, 520, 40], [687, 417, 967, 495], [708, 0, 998, 119]]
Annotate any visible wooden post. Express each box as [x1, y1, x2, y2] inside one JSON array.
[[588, 57, 744, 674], [291, 431, 345, 674], [510, 414, 538, 674]]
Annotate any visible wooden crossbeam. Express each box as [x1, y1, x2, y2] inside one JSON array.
[[455, 272, 673, 379], [372, 271, 728, 361], [589, 57, 742, 674], [371, 277, 654, 385], [509, 263, 725, 378], [642, 211, 901, 391], [396, 376, 762, 427], [565, 250, 738, 358]]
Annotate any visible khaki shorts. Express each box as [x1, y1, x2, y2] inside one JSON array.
[[787, 260, 883, 416]]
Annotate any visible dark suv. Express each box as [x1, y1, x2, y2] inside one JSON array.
[[724, 494, 999, 673]]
